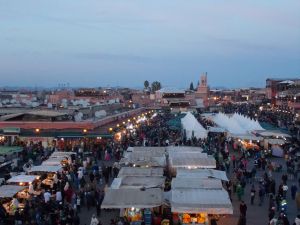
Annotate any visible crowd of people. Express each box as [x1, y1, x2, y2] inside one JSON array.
[[0, 104, 299, 225]]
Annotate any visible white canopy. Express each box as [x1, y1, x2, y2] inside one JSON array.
[[51, 151, 75, 157], [42, 158, 63, 166], [29, 165, 62, 173], [208, 127, 227, 133], [176, 168, 228, 181], [7, 175, 38, 184], [167, 146, 203, 153], [118, 167, 164, 178], [256, 130, 291, 138], [181, 112, 207, 139], [171, 189, 233, 214], [101, 188, 163, 209], [0, 185, 26, 198], [212, 113, 264, 134], [228, 134, 263, 141], [169, 152, 216, 169], [111, 176, 165, 189], [265, 139, 285, 145], [172, 178, 223, 189]]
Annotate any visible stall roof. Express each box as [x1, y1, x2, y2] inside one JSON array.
[[127, 147, 166, 153], [171, 189, 233, 214], [256, 130, 291, 138], [101, 188, 163, 209], [29, 165, 62, 173], [172, 178, 223, 189], [0, 185, 26, 198], [111, 176, 165, 189], [51, 151, 76, 157], [119, 157, 166, 167], [168, 151, 208, 159], [0, 146, 23, 156], [228, 134, 263, 141], [42, 158, 63, 166], [208, 127, 227, 133], [118, 167, 164, 178], [265, 139, 286, 145], [176, 169, 228, 181], [167, 146, 203, 153], [170, 157, 216, 169], [7, 175, 38, 184]]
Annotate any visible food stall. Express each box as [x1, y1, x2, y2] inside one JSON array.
[[28, 165, 62, 188], [0, 185, 27, 215], [7, 175, 38, 186], [101, 188, 163, 225], [171, 188, 233, 225]]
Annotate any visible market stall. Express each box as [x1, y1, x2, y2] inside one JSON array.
[[168, 152, 216, 175], [0, 185, 28, 215], [101, 188, 163, 225], [28, 165, 62, 188], [171, 189, 233, 225], [7, 175, 38, 186], [176, 169, 228, 181], [118, 167, 164, 178], [110, 176, 165, 189]]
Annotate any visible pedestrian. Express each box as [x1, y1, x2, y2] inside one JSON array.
[[237, 215, 246, 225], [259, 185, 265, 206], [296, 192, 300, 211], [236, 183, 244, 201], [90, 214, 99, 225], [291, 184, 298, 200], [294, 215, 300, 225], [250, 185, 256, 205], [239, 201, 247, 217]]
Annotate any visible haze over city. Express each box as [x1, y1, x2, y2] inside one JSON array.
[[0, 0, 299, 88]]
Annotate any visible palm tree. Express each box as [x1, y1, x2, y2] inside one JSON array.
[[151, 81, 161, 93]]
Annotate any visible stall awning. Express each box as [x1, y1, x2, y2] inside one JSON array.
[[0, 146, 23, 156], [172, 178, 223, 189], [118, 167, 164, 178], [171, 189, 233, 214], [167, 146, 204, 153], [176, 169, 228, 181], [101, 188, 163, 209], [0, 185, 26, 198], [208, 127, 227, 133], [51, 151, 76, 157], [29, 165, 62, 173], [42, 158, 63, 166], [228, 134, 263, 141], [111, 176, 165, 189], [265, 139, 286, 145], [169, 156, 216, 169], [7, 175, 37, 184]]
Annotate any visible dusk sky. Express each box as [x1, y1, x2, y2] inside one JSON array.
[[0, 0, 299, 88]]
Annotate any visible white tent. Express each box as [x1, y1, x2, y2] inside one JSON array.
[[7, 175, 38, 184], [28, 165, 62, 173], [212, 113, 264, 134], [172, 178, 223, 189], [110, 176, 165, 189], [118, 167, 164, 178], [101, 188, 163, 209], [181, 112, 207, 139], [0, 185, 26, 198], [171, 189, 233, 214], [169, 153, 216, 169], [176, 168, 229, 181]]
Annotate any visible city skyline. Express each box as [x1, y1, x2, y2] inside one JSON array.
[[0, 0, 299, 88]]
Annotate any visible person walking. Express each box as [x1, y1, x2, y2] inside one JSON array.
[[236, 183, 244, 201], [259, 185, 265, 206], [90, 214, 99, 225], [291, 184, 298, 200], [250, 185, 256, 205], [239, 201, 247, 217]]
